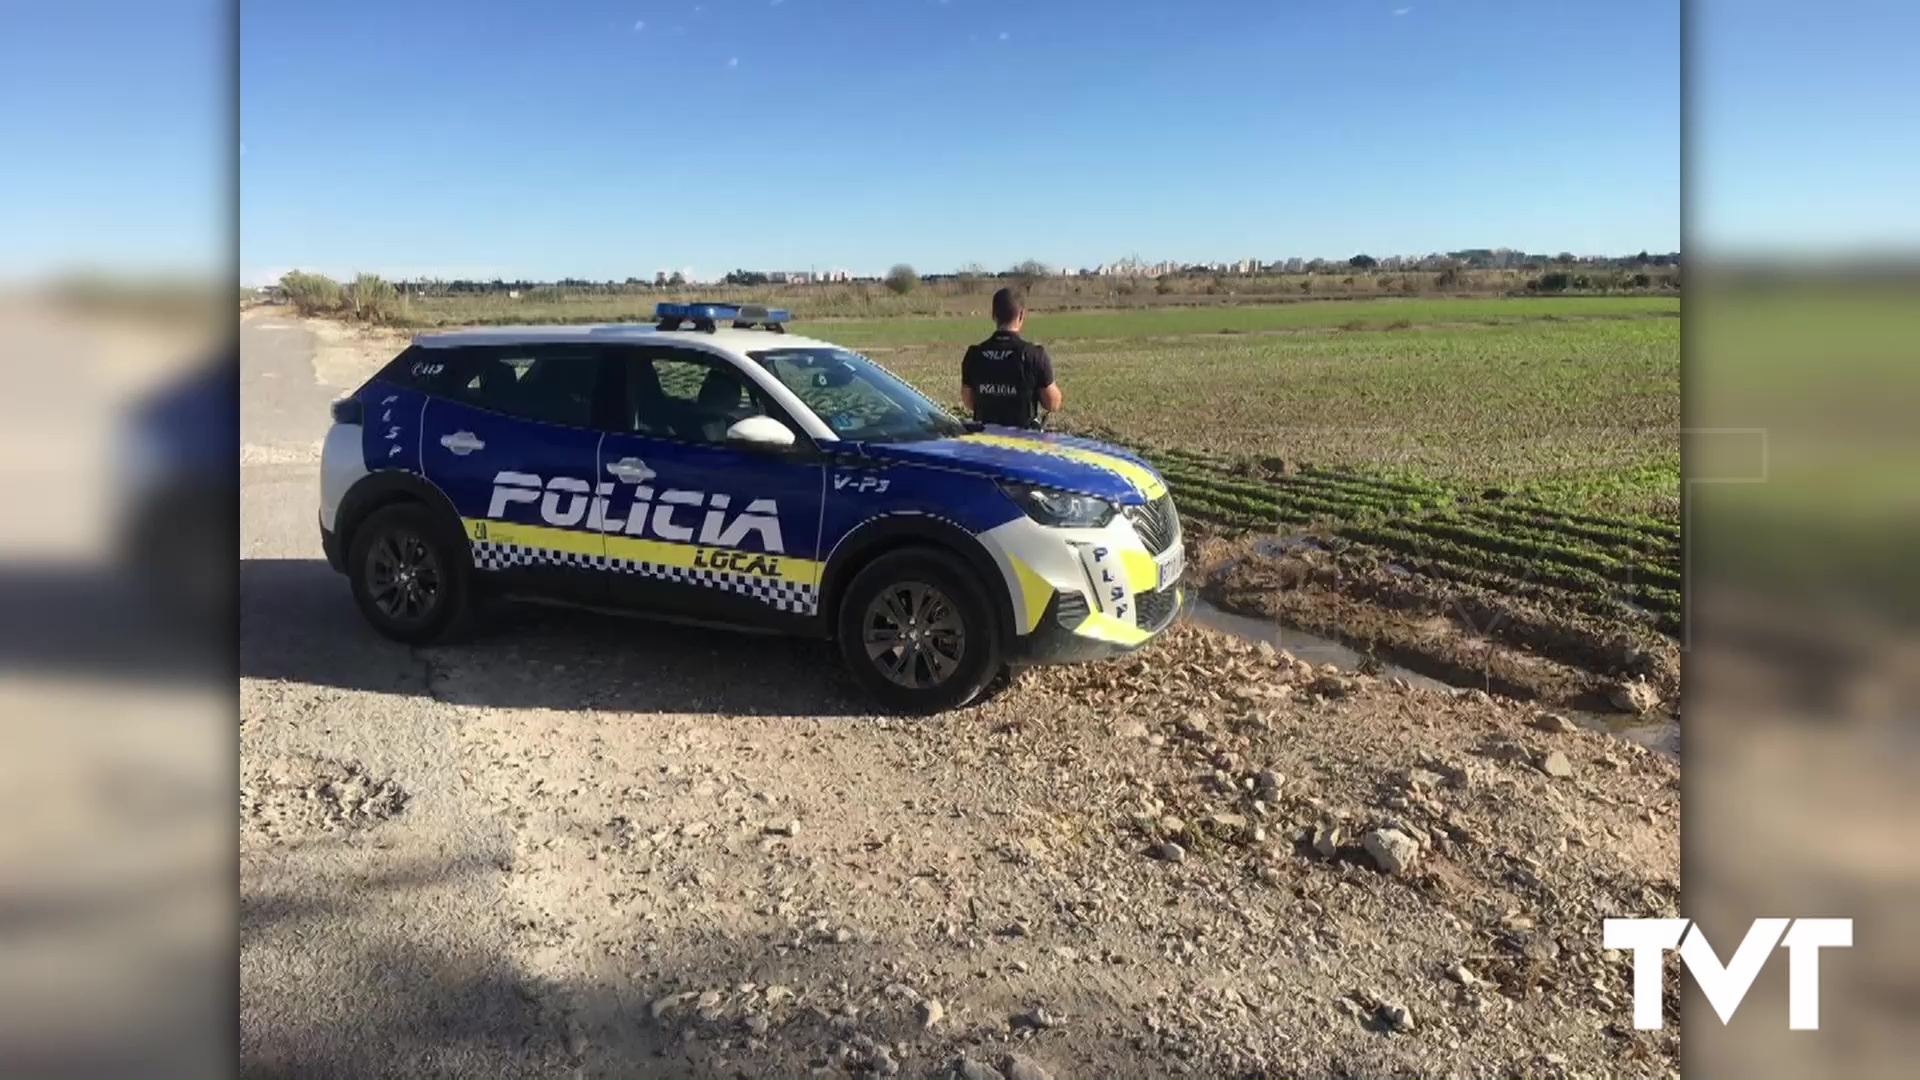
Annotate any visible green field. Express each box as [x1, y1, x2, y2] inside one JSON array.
[[832, 295, 1684, 642], [858, 303, 1680, 517]]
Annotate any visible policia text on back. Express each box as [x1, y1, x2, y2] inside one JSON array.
[[960, 287, 1062, 430]]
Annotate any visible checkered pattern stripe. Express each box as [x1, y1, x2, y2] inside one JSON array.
[[469, 539, 818, 614]]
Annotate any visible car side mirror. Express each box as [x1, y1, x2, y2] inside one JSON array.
[[725, 415, 798, 449]]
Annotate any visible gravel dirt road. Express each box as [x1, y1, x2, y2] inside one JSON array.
[[239, 313, 1681, 1078]]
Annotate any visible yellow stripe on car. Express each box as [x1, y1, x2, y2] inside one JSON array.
[[464, 518, 823, 585], [1117, 548, 1159, 592], [1006, 554, 1055, 633], [1072, 610, 1153, 646], [958, 433, 1168, 501]]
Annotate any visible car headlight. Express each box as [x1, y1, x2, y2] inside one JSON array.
[[998, 480, 1116, 529]]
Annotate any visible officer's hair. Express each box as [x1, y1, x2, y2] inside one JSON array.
[[991, 287, 1026, 327]]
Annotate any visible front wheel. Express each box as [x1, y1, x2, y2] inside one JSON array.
[[836, 548, 1001, 715], [348, 503, 470, 644]]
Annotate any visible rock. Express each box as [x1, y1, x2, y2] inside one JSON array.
[[1207, 812, 1248, 831], [1308, 674, 1352, 698], [1179, 712, 1210, 736], [649, 991, 696, 1020], [1116, 721, 1150, 739], [1540, 751, 1575, 778], [832, 927, 854, 944], [952, 1057, 1004, 1080], [1012, 1004, 1062, 1030], [696, 989, 722, 1009], [871, 1048, 899, 1075], [742, 1013, 771, 1036], [1402, 767, 1442, 792], [1362, 828, 1420, 874], [1446, 962, 1481, 986], [1000, 1053, 1054, 1080], [1534, 712, 1579, 734], [1377, 999, 1415, 1032], [1312, 825, 1343, 859], [1156, 841, 1187, 863], [1610, 679, 1660, 715], [917, 998, 945, 1028], [1254, 769, 1283, 794], [1157, 816, 1186, 836], [764, 819, 801, 837]]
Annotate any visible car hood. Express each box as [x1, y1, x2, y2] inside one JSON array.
[[861, 426, 1167, 504]]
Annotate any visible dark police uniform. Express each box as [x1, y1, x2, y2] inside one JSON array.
[[961, 329, 1055, 429]]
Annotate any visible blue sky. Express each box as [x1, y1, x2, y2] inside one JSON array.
[[234, 0, 1682, 283], [11, 2, 1914, 285]]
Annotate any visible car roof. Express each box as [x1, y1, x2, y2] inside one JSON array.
[[411, 323, 845, 358]]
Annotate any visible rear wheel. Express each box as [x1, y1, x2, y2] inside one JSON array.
[[348, 503, 469, 644], [837, 548, 1001, 715]]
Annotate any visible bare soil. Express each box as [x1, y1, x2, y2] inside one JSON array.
[[435, 624, 1680, 1079], [1192, 531, 1681, 719]]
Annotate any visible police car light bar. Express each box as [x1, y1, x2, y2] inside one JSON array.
[[654, 302, 792, 333]]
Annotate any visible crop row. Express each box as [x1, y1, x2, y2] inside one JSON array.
[[1389, 516, 1681, 592], [1497, 499, 1680, 543], [1148, 446, 1446, 502], [1160, 465, 1425, 523], [1459, 505, 1680, 567], [1336, 523, 1681, 619], [1372, 548, 1682, 634]]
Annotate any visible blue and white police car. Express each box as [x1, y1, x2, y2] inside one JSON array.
[[319, 302, 1184, 712]]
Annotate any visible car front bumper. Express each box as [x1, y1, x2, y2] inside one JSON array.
[[1009, 582, 1183, 664], [320, 514, 347, 573]]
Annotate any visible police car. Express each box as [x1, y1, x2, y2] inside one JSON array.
[[319, 302, 1184, 712]]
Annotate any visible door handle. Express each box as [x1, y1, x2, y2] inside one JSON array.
[[440, 431, 485, 455], [606, 457, 657, 483]]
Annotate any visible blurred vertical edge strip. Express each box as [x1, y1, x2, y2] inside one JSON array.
[[1685, 2, 1920, 1076], [0, 0, 239, 1076]]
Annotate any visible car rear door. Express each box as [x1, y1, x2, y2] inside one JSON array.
[[418, 343, 614, 605], [594, 345, 826, 630]]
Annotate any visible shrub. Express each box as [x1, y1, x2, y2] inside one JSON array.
[[884, 263, 918, 296], [345, 272, 400, 322], [280, 270, 342, 316], [1534, 271, 1573, 293], [1435, 266, 1462, 289]]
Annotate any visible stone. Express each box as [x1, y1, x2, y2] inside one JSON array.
[[742, 1014, 771, 1036], [1117, 721, 1150, 739], [952, 1057, 1004, 1080], [1156, 840, 1187, 863], [1540, 751, 1575, 778], [1362, 828, 1420, 874], [1312, 825, 1343, 859], [1000, 1053, 1054, 1080], [917, 998, 945, 1028], [1534, 712, 1579, 734], [1254, 769, 1283, 794], [1012, 1005, 1062, 1030], [1610, 679, 1660, 715], [1377, 999, 1415, 1032]]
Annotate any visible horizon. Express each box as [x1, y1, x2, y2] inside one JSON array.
[[242, 245, 1685, 289], [236, 0, 1680, 288]]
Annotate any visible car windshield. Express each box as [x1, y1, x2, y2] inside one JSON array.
[[749, 347, 966, 443]]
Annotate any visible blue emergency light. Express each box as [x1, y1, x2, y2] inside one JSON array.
[[654, 302, 792, 333]]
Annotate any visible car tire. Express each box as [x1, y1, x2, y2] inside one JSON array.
[[348, 502, 470, 645], [836, 547, 1001, 715]]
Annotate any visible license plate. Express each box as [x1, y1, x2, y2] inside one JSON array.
[[1155, 544, 1185, 589]]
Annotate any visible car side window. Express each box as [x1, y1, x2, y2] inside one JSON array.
[[441, 346, 601, 429], [626, 350, 777, 445]]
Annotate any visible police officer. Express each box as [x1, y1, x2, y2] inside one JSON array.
[[961, 287, 1062, 429]]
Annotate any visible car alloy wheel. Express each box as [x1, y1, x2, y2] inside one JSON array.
[[365, 528, 443, 625], [862, 580, 966, 689]]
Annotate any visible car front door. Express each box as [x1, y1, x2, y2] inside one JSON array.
[[418, 344, 614, 605], [595, 345, 826, 630]]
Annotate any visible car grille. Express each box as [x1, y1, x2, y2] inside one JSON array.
[[1123, 493, 1180, 555], [1134, 584, 1181, 632]]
